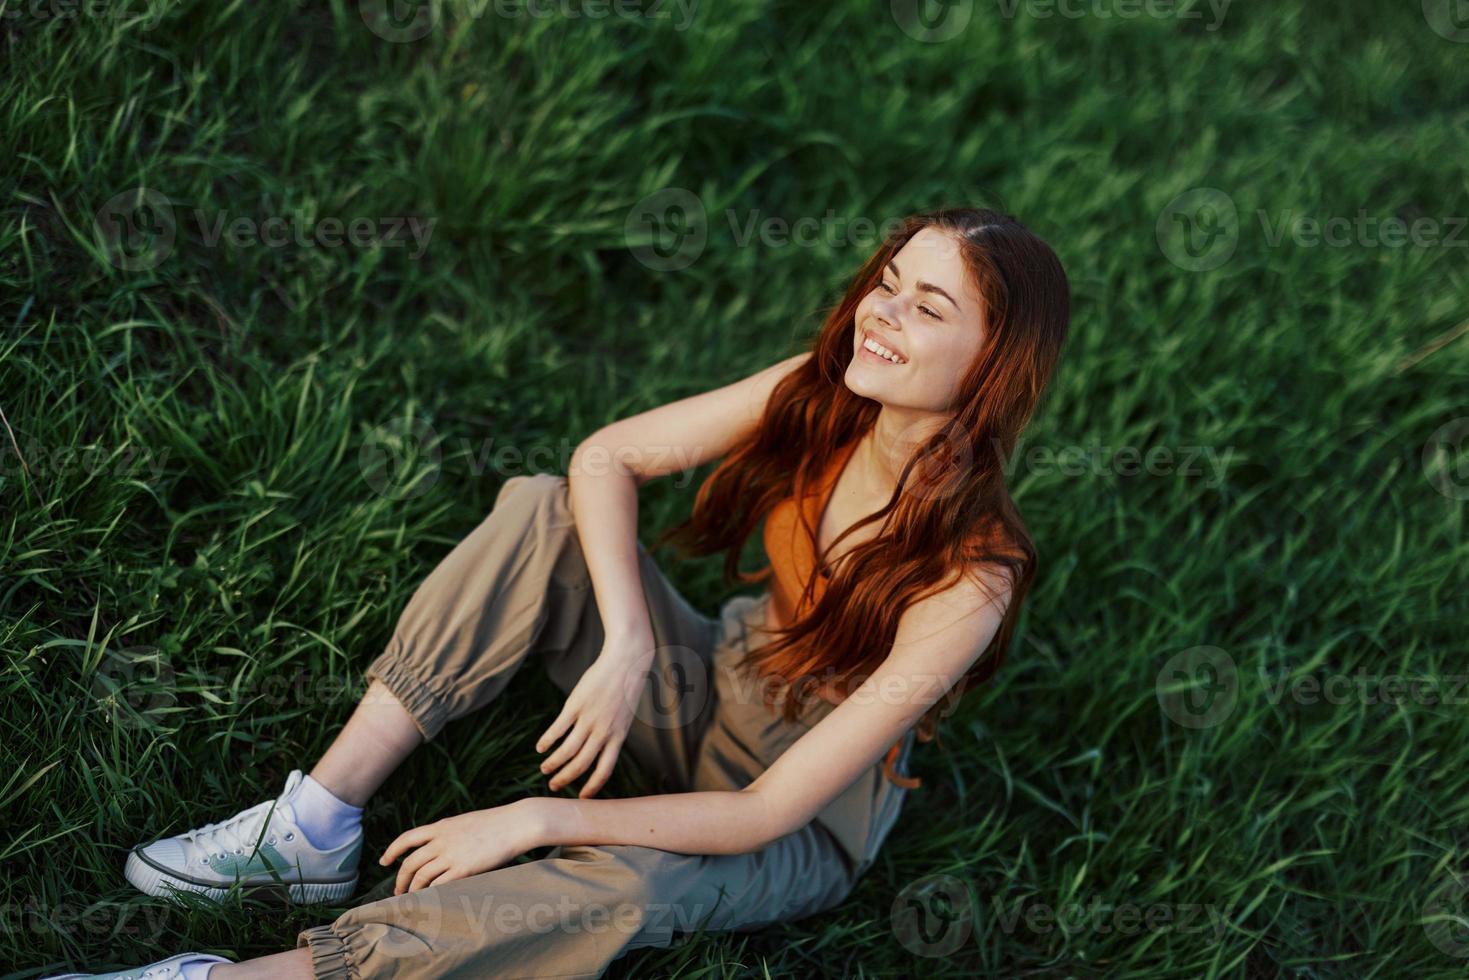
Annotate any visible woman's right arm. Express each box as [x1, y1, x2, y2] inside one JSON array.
[[533, 351, 811, 797], [566, 350, 810, 639]]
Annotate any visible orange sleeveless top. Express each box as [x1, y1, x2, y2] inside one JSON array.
[[760, 439, 921, 790]]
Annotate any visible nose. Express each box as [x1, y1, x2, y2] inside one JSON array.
[[872, 295, 900, 330]]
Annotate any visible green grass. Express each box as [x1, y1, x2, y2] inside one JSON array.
[[3, 0, 1468, 976]]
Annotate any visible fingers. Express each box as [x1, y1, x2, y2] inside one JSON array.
[[549, 730, 604, 793], [540, 721, 590, 778], [578, 738, 621, 800], [535, 702, 575, 754], [408, 857, 451, 894], [394, 842, 439, 896], [435, 868, 468, 887], [380, 825, 435, 866]]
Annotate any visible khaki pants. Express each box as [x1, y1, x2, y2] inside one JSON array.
[[297, 473, 916, 979]]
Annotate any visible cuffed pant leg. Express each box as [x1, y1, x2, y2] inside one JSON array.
[[363, 473, 600, 741], [363, 473, 722, 791], [295, 824, 854, 979]]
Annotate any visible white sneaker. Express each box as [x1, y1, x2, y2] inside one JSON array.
[[124, 770, 361, 904], [43, 951, 231, 979]]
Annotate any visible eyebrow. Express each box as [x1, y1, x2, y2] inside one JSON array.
[[886, 259, 961, 311]]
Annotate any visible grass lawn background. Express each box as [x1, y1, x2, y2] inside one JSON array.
[[3, 0, 1468, 975]]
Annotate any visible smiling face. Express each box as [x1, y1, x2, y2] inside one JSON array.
[[846, 225, 988, 414]]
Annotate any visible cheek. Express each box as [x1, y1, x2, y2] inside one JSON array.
[[913, 335, 969, 388]]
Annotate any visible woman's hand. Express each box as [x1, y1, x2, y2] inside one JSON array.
[[380, 801, 542, 895], [535, 633, 654, 799]]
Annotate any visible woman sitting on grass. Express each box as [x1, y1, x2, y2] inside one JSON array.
[[49, 206, 1070, 980]]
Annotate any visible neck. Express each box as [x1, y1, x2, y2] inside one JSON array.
[[862, 409, 951, 495]]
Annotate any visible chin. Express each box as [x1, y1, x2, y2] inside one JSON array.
[[842, 364, 893, 402]]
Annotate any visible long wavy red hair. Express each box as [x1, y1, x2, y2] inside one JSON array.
[[653, 206, 1070, 752]]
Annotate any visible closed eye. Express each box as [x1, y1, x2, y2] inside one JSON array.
[[877, 280, 942, 320]]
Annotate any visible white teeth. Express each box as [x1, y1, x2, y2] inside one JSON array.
[[863, 336, 905, 363]]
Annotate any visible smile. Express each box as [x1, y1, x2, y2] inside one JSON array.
[[861, 332, 907, 364]]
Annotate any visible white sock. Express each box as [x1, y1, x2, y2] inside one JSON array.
[[285, 773, 363, 850], [179, 960, 218, 980]]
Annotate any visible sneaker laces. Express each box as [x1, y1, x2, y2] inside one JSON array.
[[180, 798, 289, 862]]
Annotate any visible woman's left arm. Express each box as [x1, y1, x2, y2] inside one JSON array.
[[382, 568, 1012, 895], [738, 566, 1012, 836]]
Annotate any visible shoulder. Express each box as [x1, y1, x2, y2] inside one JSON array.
[[938, 562, 1016, 626], [888, 562, 1014, 671]]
